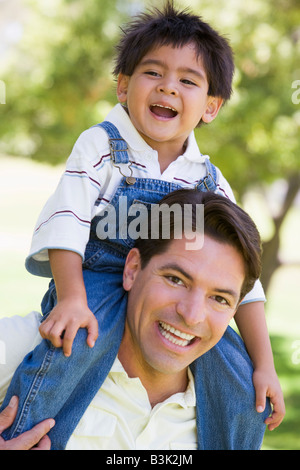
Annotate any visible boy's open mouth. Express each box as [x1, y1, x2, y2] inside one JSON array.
[[150, 104, 178, 119]]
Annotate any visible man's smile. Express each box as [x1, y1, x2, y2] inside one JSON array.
[[158, 321, 196, 347]]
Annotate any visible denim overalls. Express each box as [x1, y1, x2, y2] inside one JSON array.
[[1, 122, 270, 450]]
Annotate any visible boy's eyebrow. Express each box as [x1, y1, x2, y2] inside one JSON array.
[[139, 59, 206, 82], [179, 66, 206, 82]]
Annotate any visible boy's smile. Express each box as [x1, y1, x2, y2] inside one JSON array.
[[117, 43, 223, 167]]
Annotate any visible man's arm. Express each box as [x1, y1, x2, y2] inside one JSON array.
[[0, 396, 54, 450]]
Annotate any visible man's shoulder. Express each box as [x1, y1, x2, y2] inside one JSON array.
[[0, 312, 43, 405]]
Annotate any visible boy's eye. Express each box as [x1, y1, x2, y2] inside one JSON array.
[[181, 79, 197, 86], [145, 71, 161, 77]]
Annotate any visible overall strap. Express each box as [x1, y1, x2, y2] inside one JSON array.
[[196, 158, 218, 192], [95, 121, 130, 164], [205, 158, 218, 182]]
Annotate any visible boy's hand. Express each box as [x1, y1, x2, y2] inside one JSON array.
[[253, 368, 286, 431], [39, 299, 99, 357]]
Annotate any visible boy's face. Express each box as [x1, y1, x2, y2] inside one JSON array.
[[117, 43, 223, 157]]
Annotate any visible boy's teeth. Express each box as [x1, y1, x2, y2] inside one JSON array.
[[159, 321, 195, 347], [150, 104, 178, 118], [154, 104, 176, 112]]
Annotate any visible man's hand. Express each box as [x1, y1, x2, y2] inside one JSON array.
[[39, 299, 99, 357], [0, 396, 55, 450]]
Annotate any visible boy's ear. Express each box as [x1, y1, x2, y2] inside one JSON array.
[[201, 96, 223, 124], [117, 74, 130, 103], [123, 248, 141, 291]]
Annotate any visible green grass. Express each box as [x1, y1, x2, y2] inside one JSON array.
[[0, 155, 299, 450]]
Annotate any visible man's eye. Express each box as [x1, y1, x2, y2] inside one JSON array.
[[166, 276, 185, 286], [212, 295, 229, 306]]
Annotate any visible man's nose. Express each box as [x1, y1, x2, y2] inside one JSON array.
[[176, 291, 207, 326]]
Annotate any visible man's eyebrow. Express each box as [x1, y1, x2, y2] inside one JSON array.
[[139, 59, 206, 81], [159, 263, 193, 281], [213, 288, 240, 302], [160, 264, 240, 300]]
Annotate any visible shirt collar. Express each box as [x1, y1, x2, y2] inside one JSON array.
[[183, 132, 208, 164], [111, 356, 196, 409], [106, 104, 208, 164], [106, 104, 153, 153]]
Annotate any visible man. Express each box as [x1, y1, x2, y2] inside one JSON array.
[[0, 190, 272, 450]]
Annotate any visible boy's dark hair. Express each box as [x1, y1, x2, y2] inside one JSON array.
[[134, 189, 262, 302], [114, 1, 234, 102]]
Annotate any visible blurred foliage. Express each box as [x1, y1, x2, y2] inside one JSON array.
[[0, 0, 144, 163], [191, 0, 300, 197], [263, 334, 300, 450], [0, 0, 299, 196]]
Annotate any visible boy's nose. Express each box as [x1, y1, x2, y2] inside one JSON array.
[[157, 78, 178, 96], [159, 86, 177, 96]]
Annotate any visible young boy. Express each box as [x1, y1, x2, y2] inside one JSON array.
[[1, 1, 284, 447]]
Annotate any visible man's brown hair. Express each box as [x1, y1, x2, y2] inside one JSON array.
[[134, 189, 262, 302]]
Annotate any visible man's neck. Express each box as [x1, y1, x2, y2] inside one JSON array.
[[117, 349, 188, 408], [136, 369, 189, 408]]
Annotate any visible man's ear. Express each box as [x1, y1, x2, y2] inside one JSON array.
[[123, 248, 141, 291], [201, 96, 223, 123], [117, 74, 130, 104]]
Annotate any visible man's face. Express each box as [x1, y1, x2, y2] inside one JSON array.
[[120, 235, 245, 381]]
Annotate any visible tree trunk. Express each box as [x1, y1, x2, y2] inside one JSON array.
[[261, 172, 300, 294]]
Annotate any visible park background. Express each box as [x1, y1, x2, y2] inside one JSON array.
[[0, 0, 299, 450]]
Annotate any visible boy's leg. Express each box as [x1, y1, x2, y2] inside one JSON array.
[[191, 326, 271, 450]]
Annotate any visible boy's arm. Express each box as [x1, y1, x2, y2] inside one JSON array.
[[39, 249, 98, 357], [234, 301, 285, 430]]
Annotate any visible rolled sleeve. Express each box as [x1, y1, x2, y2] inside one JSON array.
[[0, 312, 42, 405], [25, 127, 110, 277]]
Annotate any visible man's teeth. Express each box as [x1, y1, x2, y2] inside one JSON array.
[[159, 321, 195, 347]]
